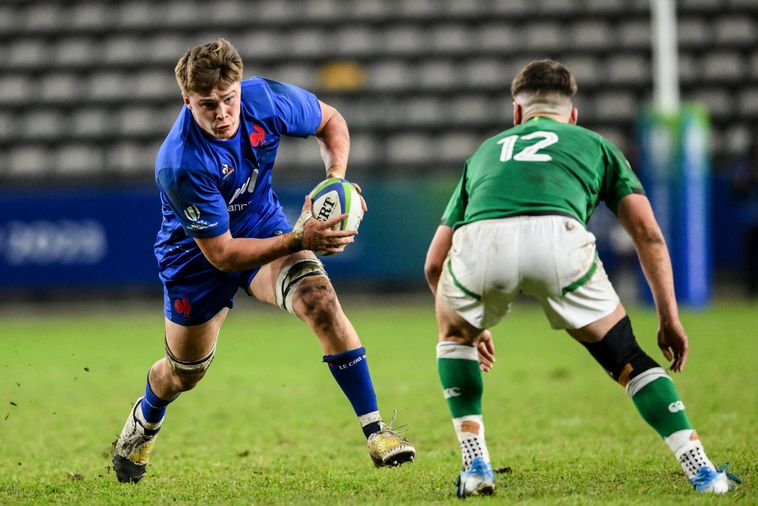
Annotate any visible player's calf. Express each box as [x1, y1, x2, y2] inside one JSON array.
[[579, 316, 739, 493]]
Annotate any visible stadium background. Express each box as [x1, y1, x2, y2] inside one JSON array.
[[1, 2, 757, 503], [0, 0, 756, 302]]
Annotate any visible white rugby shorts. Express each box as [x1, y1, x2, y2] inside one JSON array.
[[438, 215, 619, 330]]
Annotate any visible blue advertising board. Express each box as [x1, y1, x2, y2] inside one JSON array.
[[0, 180, 454, 294], [0, 186, 162, 291]]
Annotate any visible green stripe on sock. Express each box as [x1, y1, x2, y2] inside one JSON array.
[[438, 356, 483, 418], [631, 376, 693, 438]]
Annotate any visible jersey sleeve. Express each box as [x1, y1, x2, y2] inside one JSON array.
[[156, 166, 229, 238], [264, 79, 323, 138], [600, 139, 646, 214], [440, 163, 469, 228]]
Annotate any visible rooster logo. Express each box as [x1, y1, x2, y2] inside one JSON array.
[[174, 297, 192, 318], [249, 124, 265, 147]]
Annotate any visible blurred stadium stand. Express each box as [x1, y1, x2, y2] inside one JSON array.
[[0, 0, 757, 298], [0, 0, 756, 183]]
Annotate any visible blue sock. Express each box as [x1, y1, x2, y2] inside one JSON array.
[[139, 374, 175, 424], [323, 347, 381, 437]]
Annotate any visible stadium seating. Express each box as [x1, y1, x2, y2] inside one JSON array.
[[0, 0, 756, 181]]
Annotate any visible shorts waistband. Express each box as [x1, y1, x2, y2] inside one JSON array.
[[515, 211, 578, 220]]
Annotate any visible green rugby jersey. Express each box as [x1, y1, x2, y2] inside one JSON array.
[[441, 117, 644, 228]]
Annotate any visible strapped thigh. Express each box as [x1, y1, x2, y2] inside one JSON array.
[[275, 257, 328, 315]]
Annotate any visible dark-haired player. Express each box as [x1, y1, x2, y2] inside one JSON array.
[[425, 59, 739, 497]]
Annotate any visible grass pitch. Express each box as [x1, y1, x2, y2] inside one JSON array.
[[0, 297, 755, 504]]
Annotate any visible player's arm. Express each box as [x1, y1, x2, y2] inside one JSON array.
[[424, 225, 454, 296], [616, 193, 689, 372], [315, 100, 350, 179], [195, 197, 355, 272], [314, 100, 367, 212]]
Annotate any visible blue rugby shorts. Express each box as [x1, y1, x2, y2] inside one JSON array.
[[162, 211, 291, 326]]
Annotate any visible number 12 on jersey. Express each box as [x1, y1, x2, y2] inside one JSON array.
[[497, 131, 558, 163]]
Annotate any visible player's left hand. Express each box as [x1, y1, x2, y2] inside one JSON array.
[[657, 319, 689, 373], [477, 329, 495, 372]]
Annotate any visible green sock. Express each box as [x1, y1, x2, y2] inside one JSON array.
[[629, 370, 693, 438], [436, 342, 482, 418]]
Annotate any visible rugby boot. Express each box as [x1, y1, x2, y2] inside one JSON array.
[[112, 397, 161, 483], [690, 464, 741, 494], [367, 414, 416, 467], [455, 456, 495, 498]]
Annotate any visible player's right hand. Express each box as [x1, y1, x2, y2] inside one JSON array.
[[657, 319, 689, 373], [298, 196, 356, 254], [477, 329, 496, 372]]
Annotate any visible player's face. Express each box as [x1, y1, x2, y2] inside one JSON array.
[[184, 80, 242, 140]]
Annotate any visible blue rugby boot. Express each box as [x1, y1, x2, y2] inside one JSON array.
[[455, 456, 495, 498], [690, 464, 741, 494]]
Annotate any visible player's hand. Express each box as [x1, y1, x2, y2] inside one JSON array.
[[351, 182, 368, 212], [477, 329, 496, 372], [657, 319, 689, 373], [298, 196, 356, 254]]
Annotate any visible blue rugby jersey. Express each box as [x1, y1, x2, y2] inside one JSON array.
[[154, 77, 322, 280]]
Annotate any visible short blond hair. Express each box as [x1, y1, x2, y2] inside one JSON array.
[[175, 38, 243, 96]]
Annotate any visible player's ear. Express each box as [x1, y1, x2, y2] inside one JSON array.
[[512, 102, 522, 126], [183, 95, 191, 109], [569, 106, 578, 125]]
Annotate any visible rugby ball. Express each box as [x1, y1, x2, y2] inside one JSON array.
[[309, 177, 363, 232]]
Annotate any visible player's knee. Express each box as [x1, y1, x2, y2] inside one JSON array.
[[295, 278, 339, 328], [580, 316, 661, 387], [276, 258, 329, 315], [164, 341, 215, 391]]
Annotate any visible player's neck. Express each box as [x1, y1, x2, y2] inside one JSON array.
[[524, 113, 567, 123]]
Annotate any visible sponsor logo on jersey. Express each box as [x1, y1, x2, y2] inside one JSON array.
[[221, 163, 235, 178], [228, 169, 258, 212], [174, 296, 192, 318], [249, 124, 265, 147], [186, 219, 218, 231], [443, 387, 461, 399], [184, 205, 201, 222], [668, 401, 685, 413]]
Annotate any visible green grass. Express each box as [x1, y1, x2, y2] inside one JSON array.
[[0, 298, 756, 504]]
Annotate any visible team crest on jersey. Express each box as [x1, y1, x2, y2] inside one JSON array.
[[249, 124, 266, 147], [174, 297, 191, 318], [183, 205, 201, 222], [221, 163, 235, 178]]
